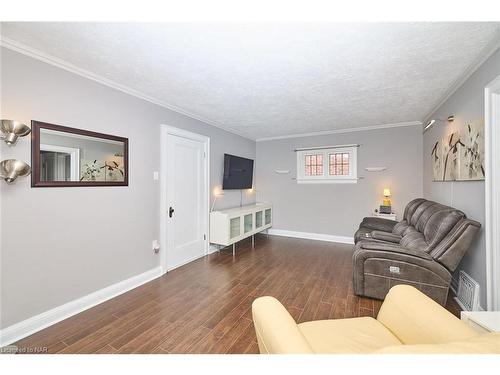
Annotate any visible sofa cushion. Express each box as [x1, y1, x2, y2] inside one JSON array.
[[403, 198, 427, 222], [377, 284, 478, 345], [409, 200, 436, 227], [358, 217, 398, 232], [423, 209, 464, 250], [298, 317, 401, 354], [415, 204, 448, 233], [400, 226, 428, 251], [374, 333, 500, 354], [371, 231, 402, 243], [392, 220, 409, 236]]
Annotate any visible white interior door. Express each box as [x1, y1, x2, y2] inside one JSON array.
[[165, 130, 208, 271]]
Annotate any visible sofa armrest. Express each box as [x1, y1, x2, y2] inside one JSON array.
[[359, 217, 398, 232], [371, 231, 402, 243], [377, 285, 478, 345], [252, 296, 313, 354], [358, 241, 432, 260]]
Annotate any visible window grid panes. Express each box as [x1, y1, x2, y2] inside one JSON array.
[[329, 153, 349, 175], [305, 154, 323, 176]]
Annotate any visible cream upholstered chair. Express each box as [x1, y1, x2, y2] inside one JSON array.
[[251, 285, 500, 354]]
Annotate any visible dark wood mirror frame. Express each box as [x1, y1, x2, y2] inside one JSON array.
[[31, 120, 129, 187]]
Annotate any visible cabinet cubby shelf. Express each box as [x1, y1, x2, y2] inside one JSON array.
[[210, 203, 272, 255]]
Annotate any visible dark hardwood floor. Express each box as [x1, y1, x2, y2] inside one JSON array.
[[12, 235, 461, 354]]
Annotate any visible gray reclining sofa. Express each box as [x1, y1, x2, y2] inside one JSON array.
[[353, 198, 480, 305]]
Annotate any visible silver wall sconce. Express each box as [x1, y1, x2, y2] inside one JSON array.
[[0, 159, 31, 184], [0, 119, 32, 146]]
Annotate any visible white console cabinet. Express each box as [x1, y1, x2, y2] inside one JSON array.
[[210, 203, 272, 255]]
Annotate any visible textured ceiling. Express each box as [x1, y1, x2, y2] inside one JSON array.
[[2, 22, 500, 140]]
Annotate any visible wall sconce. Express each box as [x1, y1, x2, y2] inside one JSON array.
[[423, 115, 455, 132], [0, 120, 32, 146], [0, 159, 31, 184], [211, 189, 225, 212]]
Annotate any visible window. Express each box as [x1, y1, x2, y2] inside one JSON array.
[[296, 146, 357, 184], [329, 153, 349, 175], [305, 154, 323, 176]]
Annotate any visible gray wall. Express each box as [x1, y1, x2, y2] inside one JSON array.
[[256, 125, 423, 237], [0, 48, 255, 328], [423, 48, 500, 309]]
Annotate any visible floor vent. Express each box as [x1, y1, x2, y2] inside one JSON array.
[[454, 270, 480, 311]]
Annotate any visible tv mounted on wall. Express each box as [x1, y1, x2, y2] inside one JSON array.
[[222, 154, 254, 190]]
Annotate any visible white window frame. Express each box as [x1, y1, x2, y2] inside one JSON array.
[[296, 146, 358, 184]]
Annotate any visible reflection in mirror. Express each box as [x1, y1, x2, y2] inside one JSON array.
[[32, 121, 128, 187], [39, 129, 125, 182]]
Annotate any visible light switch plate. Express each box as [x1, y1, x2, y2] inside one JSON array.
[[153, 171, 159, 180]]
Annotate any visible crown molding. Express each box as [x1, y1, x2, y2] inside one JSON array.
[[255, 121, 422, 142], [0, 36, 254, 141], [422, 30, 500, 123]]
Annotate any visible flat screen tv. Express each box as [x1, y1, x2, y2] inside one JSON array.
[[222, 154, 254, 190]]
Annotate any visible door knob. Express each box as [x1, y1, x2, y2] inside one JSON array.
[[169, 206, 175, 218]]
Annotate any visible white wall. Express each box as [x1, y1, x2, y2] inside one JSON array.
[[423, 47, 500, 308], [256, 125, 423, 237], [0, 47, 256, 328]]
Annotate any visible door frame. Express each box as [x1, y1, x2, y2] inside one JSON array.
[[160, 124, 210, 274], [40, 144, 80, 181], [485, 75, 500, 311]]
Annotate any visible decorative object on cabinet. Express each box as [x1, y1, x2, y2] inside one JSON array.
[[31, 120, 128, 187], [0, 159, 31, 184], [377, 188, 392, 214], [0, 119, 31, 146]]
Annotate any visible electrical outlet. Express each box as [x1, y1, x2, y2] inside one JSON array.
[[152, 240, 160, 254]]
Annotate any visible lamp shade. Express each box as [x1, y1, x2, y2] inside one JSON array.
[[0, 120, 31, 146], [383, 188, 391, 197], [0, 159, 31, 183]]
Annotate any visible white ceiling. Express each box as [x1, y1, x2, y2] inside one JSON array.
[[2, 22, 500, 140]]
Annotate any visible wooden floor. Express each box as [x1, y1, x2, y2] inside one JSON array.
[[12, 235, 461, 354]]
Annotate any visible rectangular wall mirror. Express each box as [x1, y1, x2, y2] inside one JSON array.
[[31, 120, 128, 187]]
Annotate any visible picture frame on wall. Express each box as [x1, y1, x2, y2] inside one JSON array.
[[431, 120, 485, 182]]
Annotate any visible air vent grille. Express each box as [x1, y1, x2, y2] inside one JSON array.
[[455, 270, 480, 311]]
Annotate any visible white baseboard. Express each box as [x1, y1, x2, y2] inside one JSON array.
[[209, 244, 222, 254], [453, 297, 484, 312], [0, 266, 163, 347], [267, 228, 354, 245]]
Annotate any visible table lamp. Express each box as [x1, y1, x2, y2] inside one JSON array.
[[383, 188, 391, 206]]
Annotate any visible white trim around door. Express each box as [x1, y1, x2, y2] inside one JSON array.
[[160, 125, 210, 274], [40, 144, 80, 181], [485, 75, 500, 311]]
